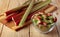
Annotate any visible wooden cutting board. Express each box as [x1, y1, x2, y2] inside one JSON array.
[[0, 13, 32, 31]]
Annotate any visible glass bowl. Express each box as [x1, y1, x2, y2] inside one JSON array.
[[31, 13, 57, 33]]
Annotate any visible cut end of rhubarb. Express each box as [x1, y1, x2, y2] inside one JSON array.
[[0, 13, 6, 19], [12, 17, 18, 26], [12, 26, 20, 31], [0, 13, 6, 17]]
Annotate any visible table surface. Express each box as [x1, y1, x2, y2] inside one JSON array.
[[0, 0, 60, 37]]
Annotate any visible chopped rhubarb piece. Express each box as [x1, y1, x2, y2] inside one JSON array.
[[39, 22, 43, 25], [53, 17, 57, 22], [46, 13, 52, 16], [39, 22, 47, 26], [43, 22, 47, 26], [37, 16, 41, 20], [39, 12, 44, 15]]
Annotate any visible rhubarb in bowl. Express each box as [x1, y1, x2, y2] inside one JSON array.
[[31, 12, 57, 33]]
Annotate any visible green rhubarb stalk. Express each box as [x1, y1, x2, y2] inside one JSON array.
[[19, 0, 34, 26], [31, 0, 51, 13], [8, 0, 42, 12]]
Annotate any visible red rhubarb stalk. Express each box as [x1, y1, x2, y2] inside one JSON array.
[[6, 12, 18, 22], [5, 8, 26, 22]]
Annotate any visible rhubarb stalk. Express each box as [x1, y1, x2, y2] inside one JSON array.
[[19, 0, 34, 27], [31, 0, 51, 13]]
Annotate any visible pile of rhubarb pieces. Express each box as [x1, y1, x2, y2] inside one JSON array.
[[0, 0, 57, 31]]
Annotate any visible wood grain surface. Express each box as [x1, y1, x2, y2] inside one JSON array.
[[0, 0, 10, 36], [0, 0, 60, 37]]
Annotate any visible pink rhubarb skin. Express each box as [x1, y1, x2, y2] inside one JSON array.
[[5, 8, 26, 22], [6, 12, 18, 22], [12, 10, 26, 25]]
